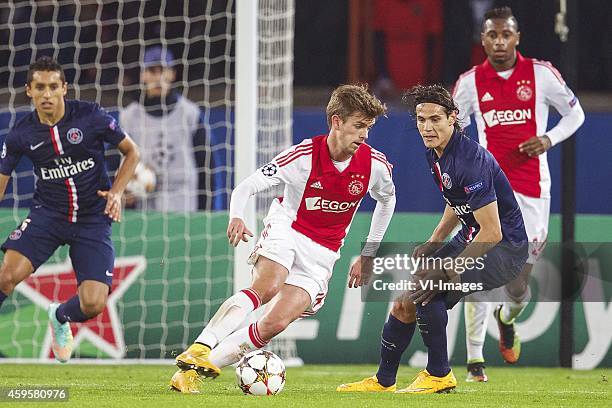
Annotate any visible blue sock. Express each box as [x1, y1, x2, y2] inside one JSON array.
[[416, 295, 451, 377], [56, 295, 89, 323], [0, 290, 7, 309], [375, 314, 416, 387]]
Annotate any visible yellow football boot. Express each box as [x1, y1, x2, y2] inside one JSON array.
[[170, 369, 201, 393], [396, 370, 457, 394], [175, 343, 221, 378], [336, 376, 397, 392]]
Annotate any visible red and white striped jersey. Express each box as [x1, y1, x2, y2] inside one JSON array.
[[452, 52, 584, 198], [230, 134, 395, 252]]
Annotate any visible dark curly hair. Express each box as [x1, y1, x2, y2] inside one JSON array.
[[482, 6, 519, 32], [27, 56, 65, 85], [402, 84, 462, 134]]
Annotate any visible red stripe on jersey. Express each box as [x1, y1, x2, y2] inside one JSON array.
[[452, 67, 476, 97], [372, 155, 393, 176], [467, 227, 475, 242], [372, 150, 392, 165], [534, 60, 565, 85], [371, 150, 391, 162], [433, 162, 443, 191], [276, 143, 313, 162], [65, 179, 75, 222], [278, 150, 312, 167], [49, 127, 61, 155], [277, 146, 313, 165]]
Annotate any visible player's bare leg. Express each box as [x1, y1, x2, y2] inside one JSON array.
[[0, 249, 35, 303], [78, 280, 109, 317], [496, 263, 532, 363], [173, 256, 288, 390]]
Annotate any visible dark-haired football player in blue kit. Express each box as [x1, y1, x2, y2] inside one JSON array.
[[337, 84, 528, 394], [0, 56, 140, 362]]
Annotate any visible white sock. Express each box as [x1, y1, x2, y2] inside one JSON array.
[[195, 288, 262, 348], [209, 322, 269, 368], [464, 297, 492, 363], [500, 286, 531, 324]]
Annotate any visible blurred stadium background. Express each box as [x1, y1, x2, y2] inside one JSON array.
[[0, 0, 610, 373]]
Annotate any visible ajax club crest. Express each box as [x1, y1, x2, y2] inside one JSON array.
[[348, 178, 364, 196], [516, 80, 533, 102], [66, 128, 84, 144]]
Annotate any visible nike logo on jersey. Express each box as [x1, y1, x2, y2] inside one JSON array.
[[480, 92, 494, 102], [30, 141, 45, 150], [310, 180, 323, 189], [105, 270, 113, 277]]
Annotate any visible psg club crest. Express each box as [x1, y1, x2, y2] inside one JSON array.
[[261, 162, 278, 177], [442, 173, 452, 189], [66, 128, 84, 144], [348, 179, 364, 196], [516, 80, 533, 102], [9, 229, 22, 240]]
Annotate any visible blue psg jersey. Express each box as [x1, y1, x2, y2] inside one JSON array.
[[0, 100, 126, 222], [426, 132, 527, 245]]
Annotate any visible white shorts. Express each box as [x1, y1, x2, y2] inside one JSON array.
[[514, 192, 550, 263], [248, 200, 341, 316]]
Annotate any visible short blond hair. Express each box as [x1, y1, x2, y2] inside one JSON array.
[[326, 83, 387, 128]]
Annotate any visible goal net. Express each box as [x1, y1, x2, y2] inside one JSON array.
[[0, 0, 295, 363]]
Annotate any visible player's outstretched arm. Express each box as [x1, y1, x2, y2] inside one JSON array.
[[0, 174, 10, 203], [226, 161, 284, 247], [97, 135, 140, 222]]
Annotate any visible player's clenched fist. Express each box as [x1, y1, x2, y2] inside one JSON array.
[[227, 217, 253, 247]]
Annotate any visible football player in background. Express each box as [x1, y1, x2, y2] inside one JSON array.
[[453, 6, 584, 381], [0, 56, 140, 363]]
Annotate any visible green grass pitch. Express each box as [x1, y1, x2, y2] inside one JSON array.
[[1, 364, 610, 407]]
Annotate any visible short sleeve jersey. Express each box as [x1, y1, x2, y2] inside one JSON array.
[[0, 100, 126, 222]]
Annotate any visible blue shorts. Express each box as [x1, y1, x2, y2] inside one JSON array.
[[1, 207, 115, 288], [433, 236, 528, 309]]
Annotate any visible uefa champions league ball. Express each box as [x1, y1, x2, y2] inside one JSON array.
[[126, 163, 156, 199], [235, 350, 286, 396]]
